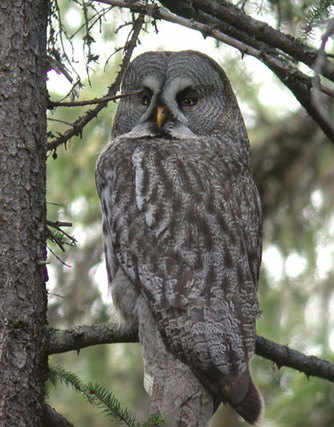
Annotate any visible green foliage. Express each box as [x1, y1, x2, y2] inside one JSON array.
[[269, 374, 334, 426], [49, 365, 165, 426], [86, 382, 138, 425], [49, 364, 86, 394], [303, 0, 333, 30], [46, 1, 334, 426], [47, 221, 77, 255], [265, 0, 334, 39]]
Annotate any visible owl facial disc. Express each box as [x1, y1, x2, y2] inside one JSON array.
[[128, 74, 196, 139]]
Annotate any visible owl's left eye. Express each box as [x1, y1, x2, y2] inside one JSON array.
[[177, 88, 198, 108], [140, 89, 152, 106]]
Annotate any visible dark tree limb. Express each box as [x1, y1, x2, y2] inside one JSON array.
[[95, 0, 334, 85], [94, 0, 334, 142], [43, 405, 74, 427], [47, 13, 145, 152], [255, 336, 334, 382], [264, 56, 334, 142], [162, 0, 334, 81], [47, 324, 334, 383], [48, 323, 138, 354], [311, 18, 334, 138]]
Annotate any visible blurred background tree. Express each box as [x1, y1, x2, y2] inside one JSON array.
[[46, 1, 334, 425]]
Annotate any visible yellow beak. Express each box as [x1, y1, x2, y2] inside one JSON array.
[[156, 105, 168, 128]]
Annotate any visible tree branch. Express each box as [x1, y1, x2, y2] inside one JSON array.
[[94, 0, 334, 84], [264, 56, 334, 142], [48, 324, 334, 383], [47, 13, 145, 153], [43, 405, 74, 427], [49, 90, 142, 108], [164, 0, 334, 81], [255, 336, 334, 383], [48, 323, 138, 354], [311, 18, 334, 138], [93, 0, 334, 142]]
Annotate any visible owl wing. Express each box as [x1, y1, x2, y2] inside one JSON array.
[[96, 135, 263, 424]]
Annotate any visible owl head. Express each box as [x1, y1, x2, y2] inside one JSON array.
[[112, 51, 249, 158]]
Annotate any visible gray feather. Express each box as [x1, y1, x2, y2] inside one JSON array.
[[96, 50, 264, 425]]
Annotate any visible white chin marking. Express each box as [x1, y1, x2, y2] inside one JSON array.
[[167, 123, 197, 139], [120, 122, 197, 140], [119, 123, 156, 139]]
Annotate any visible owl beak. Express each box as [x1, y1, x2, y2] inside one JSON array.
[[156, 105, 169, 128]]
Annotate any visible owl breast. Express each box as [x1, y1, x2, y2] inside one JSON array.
[[97, 134, 261, 352]]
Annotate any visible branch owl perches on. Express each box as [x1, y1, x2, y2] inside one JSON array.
[[96, 50, 263, 425]]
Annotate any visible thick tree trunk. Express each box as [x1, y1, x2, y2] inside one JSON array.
[[0, 1, 49, 425]]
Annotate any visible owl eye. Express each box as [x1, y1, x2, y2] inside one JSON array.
[[177, 88, 198, 108], [140, 89, 152, 106]]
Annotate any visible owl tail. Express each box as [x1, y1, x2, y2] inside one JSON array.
[[216, 368, 264, 425]]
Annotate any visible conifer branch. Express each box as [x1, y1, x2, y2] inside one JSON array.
[[48, 365, 165, 426]]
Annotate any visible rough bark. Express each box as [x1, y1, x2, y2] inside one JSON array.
[[0, 1, 49, 425]]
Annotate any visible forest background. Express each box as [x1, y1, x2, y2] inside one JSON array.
[[1, 0, 333, 426], [47, 1, 334, 426]]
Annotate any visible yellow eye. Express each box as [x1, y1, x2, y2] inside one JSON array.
[[181, 97, 196, 106], [178, 88, 198, 108], [142, 94, 151, 106], [140, 89, 152, 106]]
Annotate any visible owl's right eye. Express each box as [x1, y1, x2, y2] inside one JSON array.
[[140, 89, 152, 106], [177, 88, 198, 109]]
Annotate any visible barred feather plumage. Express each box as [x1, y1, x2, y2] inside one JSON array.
[[96, 50, 263, 425]]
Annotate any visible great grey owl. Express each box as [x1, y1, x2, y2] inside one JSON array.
[[96, 51, 263, 425]]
